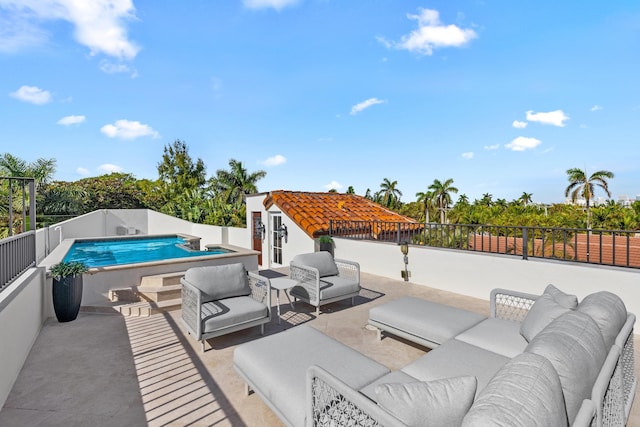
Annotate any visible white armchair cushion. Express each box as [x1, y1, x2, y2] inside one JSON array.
[[292, 252, 339, 277], [376, 376, 477, 427], [184, 263, 250, 302], [577, 291, 627, 349]]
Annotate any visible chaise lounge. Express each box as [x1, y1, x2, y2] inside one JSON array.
[[234, 284, 636, 426]]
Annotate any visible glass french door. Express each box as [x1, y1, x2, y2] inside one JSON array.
[[271, 213, 283, 266]]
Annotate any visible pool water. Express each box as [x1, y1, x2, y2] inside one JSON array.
[[63, 236, 233, 268]]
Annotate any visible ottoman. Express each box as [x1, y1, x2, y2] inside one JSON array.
[[368, 296, 486, 348], [233, 325, 390, 427]]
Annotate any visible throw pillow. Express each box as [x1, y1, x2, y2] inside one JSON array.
[[520, 293, 571, 342], [375, 376, 477, 427], [544, 284, 578, 309], [577, 291, 627, 348]]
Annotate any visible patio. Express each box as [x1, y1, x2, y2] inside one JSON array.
[[1, 269, 639, 426]]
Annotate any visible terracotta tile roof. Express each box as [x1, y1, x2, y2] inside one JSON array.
[[263, 190, 418, 238]]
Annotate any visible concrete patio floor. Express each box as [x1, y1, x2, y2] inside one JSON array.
[[1, 269, 639, 426]]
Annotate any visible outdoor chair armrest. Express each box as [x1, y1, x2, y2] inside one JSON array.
[[247, 271, 272, 319], [490, 288, 539, 322], [335, 259, 360, 284], [181, 279, 202, 338], [306, 365, 407, 427], [290, 262, 321, 304]]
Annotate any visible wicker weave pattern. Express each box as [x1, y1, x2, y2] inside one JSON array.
[[248, 273, 269, 305], [311, 376, 382, 427], [621, 331, 636, 412], [490, 290, 536, 322], [602, 357, 625, 427], [290, 264, 320, 304], [336, 260, 359, 282], [181, 283, 200, 336]]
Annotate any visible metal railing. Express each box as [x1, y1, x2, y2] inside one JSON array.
[[0, 231, 36, 292], [329, 221, 640, 269]]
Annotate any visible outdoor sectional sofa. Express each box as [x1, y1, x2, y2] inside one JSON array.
[[233, 284, 636, 426]]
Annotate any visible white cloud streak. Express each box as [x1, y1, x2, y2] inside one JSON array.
[[350, 98, 385, 115], [262, 154, 287, 166], [591, 105, 602, 111], [242, 0, 299, 11], [57, 115, 86, 125], [505, 136, 541, 151], [98, 163, 123, 173], [10, 85, 52, 104], [76, 167, 89, 176], [386, 8, 477, 55], [461, 152, 474, 159], [512, 120, 527, 129], [484, 144, 500, 150], [526, 110, 569, 127], [0, 0, 139, 60], [324, 180, 342, 191], [100, 119, 159, 139]]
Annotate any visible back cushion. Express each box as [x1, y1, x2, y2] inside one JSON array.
[[520, 293, 571, 342], [524, 311, 606, 425], [544, 284, 578, 309], [184, 263, 250, 302], [462, 352, 568, 427], [292, 252, 339, 277], [577, 291, 627, 349]]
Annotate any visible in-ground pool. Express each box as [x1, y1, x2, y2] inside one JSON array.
[[63, 235, 234, 268]]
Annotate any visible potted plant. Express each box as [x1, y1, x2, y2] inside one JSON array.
[[50, 261, 88, 322], [318, 235, 334, 255]]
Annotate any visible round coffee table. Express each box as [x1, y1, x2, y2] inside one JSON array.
[[270, 277, 297, 324]]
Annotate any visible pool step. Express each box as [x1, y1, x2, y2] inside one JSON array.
[[115, 299, 182, 317], [139, 271, 186, 288], [137, 284, 182, 302]]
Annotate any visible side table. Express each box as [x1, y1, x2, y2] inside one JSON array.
[[270, 277, 297, 324]]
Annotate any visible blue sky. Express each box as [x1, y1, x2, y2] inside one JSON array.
[[2, 0, 639, 204]]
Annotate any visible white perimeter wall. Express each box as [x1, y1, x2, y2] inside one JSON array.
[[0, 268, 46, 408], [334, 238, 640, 316]]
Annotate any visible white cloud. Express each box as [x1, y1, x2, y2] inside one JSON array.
[[57, 115, 86, 125], [243, 0, 299, 11], [100, 60, 137, 77], [98, 163, 123, 173], [590, 105, 603, 111], [1, 0, 139, 60], [387, 8, 477, 55], [262, 154, 287, 166], [512, 120, 527, 129], [505, 136, 541, 151], [10, 85, 52, 104], [324, 180, 342, 191], [100, 119, 159, 139], [526, 110, 569, 127], [76, 167, 89, 176], [350, 98, 385, 115], [461, 152, 474, 159], [484, 144, 500, 150]]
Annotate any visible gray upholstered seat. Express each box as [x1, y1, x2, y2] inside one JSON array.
[[181, 263, 271, 352], [289, 251, 360, 315]]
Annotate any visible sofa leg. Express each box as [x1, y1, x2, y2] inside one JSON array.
[[351, 296, 355, 306], [316, 306, 320, 316], [201, 340, 207, 352], [245, 383, 251, 396], [261, 324, 265, 335], [377, 328, 382, 341]]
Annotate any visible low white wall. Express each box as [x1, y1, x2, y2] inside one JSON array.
[[0, 268, 46, 408], [334, 238, 640, 316]]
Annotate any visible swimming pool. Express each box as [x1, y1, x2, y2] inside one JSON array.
[[63, 235, 234, 268]]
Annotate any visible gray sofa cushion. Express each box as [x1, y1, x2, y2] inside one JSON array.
[[201, 296, 267, 333], [184, 263, 250, 302], [359, 370, 419, 401], [401, 339, 509, 396], [520, 293, 571, 342], [376, 376, 477, 427], [544, 284, 578, 309], [577, 291, 627, 349], [462, 352, 568, 427], [233, 325, 389, 427], [524, 311, 606, 425], [290, 275, 360, 302], [369, 297, 486, 346], [455, 317, 528, 358], [292, 252, 339, 277]]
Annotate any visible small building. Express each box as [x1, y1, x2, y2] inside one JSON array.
[[245, 190, 418, 269]]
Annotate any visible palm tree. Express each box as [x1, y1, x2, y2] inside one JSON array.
[[415, 190, 434, 222], [378, 178, 402, 209], [212, 159, 266, 207], [428, 178, 458, 223], [519, 192, 533, 207], [564, 167, 614, 229]]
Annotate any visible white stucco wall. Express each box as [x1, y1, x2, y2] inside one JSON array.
[[334, 238, 640, 316], [0, 268, 46, 408]]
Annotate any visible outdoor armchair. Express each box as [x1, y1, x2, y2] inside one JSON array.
[[181, 263, 271, 352], [289, 252, 360, 315]]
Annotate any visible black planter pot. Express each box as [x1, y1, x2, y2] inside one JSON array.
[[319, 242, 334, 256], [52, 275, 83, 322]]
